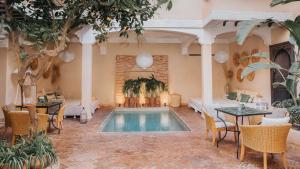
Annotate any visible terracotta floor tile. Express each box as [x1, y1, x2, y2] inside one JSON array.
[[1, 106, 300, 169]]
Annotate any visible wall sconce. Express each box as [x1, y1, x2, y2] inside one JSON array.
[[116, 95, 125, 107], [160, 92, 169, 107]]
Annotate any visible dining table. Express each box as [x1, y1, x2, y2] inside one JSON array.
[[214, 106, 272, 158]]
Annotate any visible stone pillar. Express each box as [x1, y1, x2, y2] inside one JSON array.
[[81, 43, 93, 120], [201, 43, 213, 105]]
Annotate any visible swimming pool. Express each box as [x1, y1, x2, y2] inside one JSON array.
[[101, 109, 190, 132]]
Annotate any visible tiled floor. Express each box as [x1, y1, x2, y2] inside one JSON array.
[[1, 107, 300, 169]]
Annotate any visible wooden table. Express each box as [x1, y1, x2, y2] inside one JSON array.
[[214, 106, 272, 158]]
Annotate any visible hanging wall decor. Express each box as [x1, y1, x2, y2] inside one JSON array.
[[251, 49, 261, 63], [236, 68, 244, 82], [240, 51, 250, 67], [247, 71, 255, 81], [233, 53, 240, 66]]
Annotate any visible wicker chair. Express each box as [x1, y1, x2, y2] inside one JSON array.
[[204, 111, 236, 145], [1, 106, 12, 135], [240, 124, 292, 169], [10, 111, 49, 144], [52, 106, 65, 134], [247, 115, 264, 125], [37, 113, 49, 134], [9, 111, 31, 144]]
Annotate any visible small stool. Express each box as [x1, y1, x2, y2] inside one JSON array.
[[169, 93, 181, 107]]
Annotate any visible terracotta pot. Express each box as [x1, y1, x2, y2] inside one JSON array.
[[30, 156, 50, 169], [150, 97, 155, 107], [132, 97, 137, 107], [155, 96, 160, 107], [124, 97, 129, 107], [145, 97, 150, 107], [129, 97, 134, 107], [2, 162, 27, 169], [136, 97, 141, 107]]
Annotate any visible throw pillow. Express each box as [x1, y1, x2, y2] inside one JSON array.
[[240, 94, 251, 103], [227, 92, 237, 100], [261, 117, 290, 125]]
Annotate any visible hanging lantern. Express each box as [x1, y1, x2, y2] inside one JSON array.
[[214, 51, 229, 64], [59, 51, 75, 63], [136, 52, 153, 69]]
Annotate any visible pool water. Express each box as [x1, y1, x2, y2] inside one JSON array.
[[101, 110, 190, 132]]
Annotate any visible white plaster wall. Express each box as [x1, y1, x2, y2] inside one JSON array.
[[0, 48, 7, 119]]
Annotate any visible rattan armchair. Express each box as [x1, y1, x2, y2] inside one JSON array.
[[9, 111, 31, 144], [54, 106, 65, 134], [240, 124, 292, 169], [9, 111, 49, 144], [1, 106, 11, 135], [247, 115, 263, 125], [204, 112, 236, 145], [37, 113, 49, 134]]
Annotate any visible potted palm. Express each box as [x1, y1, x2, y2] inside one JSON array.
[[146, 77, 157, 107], [237, 0, 300, 129], [123, 79, 134, 107]]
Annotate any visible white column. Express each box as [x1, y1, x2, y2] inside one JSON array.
[[81, 43, 93, 120], [201, 43, 213, 105]]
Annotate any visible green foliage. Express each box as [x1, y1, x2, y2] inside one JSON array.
[[24, 134, 57, 169], [236, 20, 264, 45], [0, 139, 28, 169], [241, 62, 282, 78], [0, 134, 57, 169], [281, 16, 300, 54], [2, 0, 172, 53], [242, 59, 298, 105], [271, 0, 300, 6], [122, 74, 167, 98]]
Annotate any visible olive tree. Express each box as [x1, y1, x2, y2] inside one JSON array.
[[0, 0, 172, 131]]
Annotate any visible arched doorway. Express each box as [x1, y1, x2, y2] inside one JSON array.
[[270, 42, 295, 103]]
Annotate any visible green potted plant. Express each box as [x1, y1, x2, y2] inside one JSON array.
[[237, 0, 300, 130], [0, 139, 28, 169], [0, 134, 57, 169], [123, 79, 134, 107], [24, 134, 57, 169], [146, 76, 157, 107]]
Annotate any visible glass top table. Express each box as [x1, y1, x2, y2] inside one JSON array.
[[214, 106, 272, 158], [215, 107, 272, 117]]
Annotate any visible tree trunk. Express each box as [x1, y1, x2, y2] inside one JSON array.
[[27, 104, 39, 135]]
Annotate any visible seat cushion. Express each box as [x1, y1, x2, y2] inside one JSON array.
[[227, 92, 237, 100], [215, 121, 235, 128], [261, 117, 290, 125], [240, 94, 251, 103]]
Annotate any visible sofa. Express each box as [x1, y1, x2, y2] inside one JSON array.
[[188, 89, 287, 119]]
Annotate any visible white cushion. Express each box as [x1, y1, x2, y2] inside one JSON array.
[[261, 117, 290, 125], [215, 121, 235, 128]]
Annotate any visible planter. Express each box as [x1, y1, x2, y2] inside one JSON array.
[[30, 156, 49, 169], [155, 96, 160, 107], [129, 97, 135, 107], [133, 97, 138, 107], [288, 106, 300, 130], [124, 97, 129, 107], [291, 112, 300, 130], [145, 97, 150, 107], [149, 97, 155, 107]]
